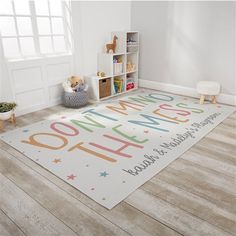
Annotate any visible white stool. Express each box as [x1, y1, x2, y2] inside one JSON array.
[[197, 81, 221, 104]]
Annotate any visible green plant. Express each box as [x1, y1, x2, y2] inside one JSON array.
[[0, 102, 17, 113]]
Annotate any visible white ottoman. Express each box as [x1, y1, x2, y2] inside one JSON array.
[[197, 81, 221, 104]]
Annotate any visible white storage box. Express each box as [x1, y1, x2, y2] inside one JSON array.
[[113, 62, 123, 75]]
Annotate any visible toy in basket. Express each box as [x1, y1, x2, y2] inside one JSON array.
[[62, 76, 89, 108]]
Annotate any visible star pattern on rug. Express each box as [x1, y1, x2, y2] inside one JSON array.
[[100, 171, 109, 177], [3, 91, 234, 210], [53, 158, 61, 164], [67, 174, 76, 180]]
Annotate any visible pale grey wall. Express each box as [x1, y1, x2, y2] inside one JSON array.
[[131, 1, 236, 95], [0, 39, 13, 102], [72, 1, 131, 75]]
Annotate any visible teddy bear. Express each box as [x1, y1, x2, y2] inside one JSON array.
[[62, 76, 88, 93]]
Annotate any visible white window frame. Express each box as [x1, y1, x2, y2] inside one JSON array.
[[0, 0, 72, 60]]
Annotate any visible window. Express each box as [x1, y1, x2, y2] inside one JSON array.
[[0, 0, 72, 59]]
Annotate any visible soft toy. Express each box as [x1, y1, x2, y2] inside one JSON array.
[[62, 76, 88, 93], [97, 71, 106, 77], [69, 76, 88, 92], [69, 76, 82, 88], [106, 35, 118, 53], [73, 82, 88, 92], [126, 61, 136, 72], [62, 79, 73, 93]]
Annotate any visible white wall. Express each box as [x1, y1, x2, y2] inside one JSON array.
[[0, 1, 131, 113], [0, 43, 3, 101], [6, 55, 73, 116], [0, 39, 13, 102], [2, 1, 235, 107], [131, 1, 236, 97], [72, 1, 131, 75]]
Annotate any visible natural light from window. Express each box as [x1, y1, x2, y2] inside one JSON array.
[[0, 0, 72, 59]]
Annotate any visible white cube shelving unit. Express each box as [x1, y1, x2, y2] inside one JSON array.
[[86, 31, 139, 101]]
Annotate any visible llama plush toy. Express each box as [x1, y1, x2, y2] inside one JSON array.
[[106, 35, 118, 53]]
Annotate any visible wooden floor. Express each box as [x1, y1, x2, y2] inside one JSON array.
[[0, 93, 236, 236]]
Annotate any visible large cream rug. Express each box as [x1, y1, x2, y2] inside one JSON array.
[[1, 91, 235, 209]]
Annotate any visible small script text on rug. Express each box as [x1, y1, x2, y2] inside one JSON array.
[[1, 91, 235, 209]]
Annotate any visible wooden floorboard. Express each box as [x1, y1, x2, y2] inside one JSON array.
[[0, 91, 235, 236], [0, 141, 177, 236], [0, 149, 129, 236], [0, 173, 78, 236], [142, 178, 236, 235], [0, 209, 25, 236], [126, 189, 232, 236], [185, 148, 236, 178]]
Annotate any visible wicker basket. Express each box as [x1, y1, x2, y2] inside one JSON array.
[[99, 78, 111, 98], [63, 91, 89, 108]]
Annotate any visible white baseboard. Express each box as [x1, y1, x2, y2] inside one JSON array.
[[139, 79, 236, 106], [16, 99, 62, 117]]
